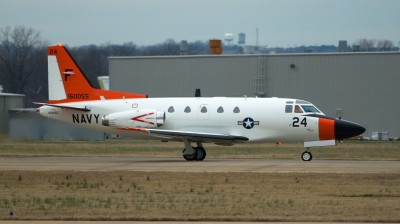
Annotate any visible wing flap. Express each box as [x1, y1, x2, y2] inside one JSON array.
[[115, 127, 249, 143]]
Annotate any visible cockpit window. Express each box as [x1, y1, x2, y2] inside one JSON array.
[[294, 105, 303, 113], [285, 105, 293, 113], [301, 105, 320, 113], [295, 100, 310, 104]]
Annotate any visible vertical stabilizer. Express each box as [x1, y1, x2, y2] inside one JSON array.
[[47, 45, 147, 104]]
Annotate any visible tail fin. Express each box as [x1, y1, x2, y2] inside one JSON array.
[[47, 44, 147, 104]]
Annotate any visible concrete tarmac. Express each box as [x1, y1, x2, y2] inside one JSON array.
[[0, 156, 398, 173], [2, 222, 398, 224]]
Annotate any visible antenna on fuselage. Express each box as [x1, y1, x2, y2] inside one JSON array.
[[195, 89, 201, 97]]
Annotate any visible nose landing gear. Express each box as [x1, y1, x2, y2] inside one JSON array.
[[301, 148, 312, 161]]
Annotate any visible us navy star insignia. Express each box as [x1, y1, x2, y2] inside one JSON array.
[[238, 117, 259, 129]]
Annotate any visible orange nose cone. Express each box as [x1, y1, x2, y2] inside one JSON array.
[[318, 118, 335, 140]]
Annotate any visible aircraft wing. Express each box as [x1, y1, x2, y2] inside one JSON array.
[[115, 127, 249, 144], [34, 103, 91, 112]]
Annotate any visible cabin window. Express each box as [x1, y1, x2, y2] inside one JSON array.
[[301, 105, 320, 113], [168, 106, 174, 113], [217, 106, 224, 113], [294, 105, 303, 113], [184, 106, 191, 113], [285, 105, 293, 113], [286, 101, 294, 104], [201, 106, 207, 113], [233, 106, 240, 113]]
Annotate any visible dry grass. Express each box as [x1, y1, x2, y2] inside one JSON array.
[[0, 134, 399, 160], [0, 171, 399, 222], [1, 135, 399, 221]]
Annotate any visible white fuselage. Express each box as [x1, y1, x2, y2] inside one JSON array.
[[39, 97, 323, 143]]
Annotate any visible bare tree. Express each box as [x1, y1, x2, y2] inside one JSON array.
[[353, 38, 376, 51], [376, 40, 394, 51], [188, 40, 208, 54], [0, 26, 48, 97], [110, 42, 138, 56]]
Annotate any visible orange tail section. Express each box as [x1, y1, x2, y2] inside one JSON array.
[[47, 44, 147, 104]]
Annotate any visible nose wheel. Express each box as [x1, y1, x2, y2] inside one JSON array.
[[301, 149, 313, 161]]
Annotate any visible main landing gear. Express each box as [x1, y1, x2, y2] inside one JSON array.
[[182, 139, 206, 161], [301, 148, 313, 161]]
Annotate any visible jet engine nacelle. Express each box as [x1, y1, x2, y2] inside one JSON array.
[[102, 109, 165, 128]]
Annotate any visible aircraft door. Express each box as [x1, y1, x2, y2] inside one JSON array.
[[197, 104, 210, 120]]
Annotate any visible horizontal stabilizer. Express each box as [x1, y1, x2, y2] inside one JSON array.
[[34, 103, 91, 112]]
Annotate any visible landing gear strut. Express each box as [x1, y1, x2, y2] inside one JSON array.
[[301, 148, 313, 161], [182, 140, 206, 161]]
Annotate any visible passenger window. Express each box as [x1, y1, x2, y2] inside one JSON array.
[[285, 105, 292, 113], [294, 105, 303, 113], [184, 106, 191, 113], [168, 106, 174, 113], [201, 106, 207, 113], [233, 106, 240, 113], [217, 106, 224, 113]]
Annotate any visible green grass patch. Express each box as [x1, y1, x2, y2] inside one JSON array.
[[0, 136, 399, 160]]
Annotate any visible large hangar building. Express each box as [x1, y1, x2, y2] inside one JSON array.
[[109, 51, 400, 138]]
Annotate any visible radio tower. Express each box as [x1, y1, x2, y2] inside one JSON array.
[[256, 28, 259, 50]]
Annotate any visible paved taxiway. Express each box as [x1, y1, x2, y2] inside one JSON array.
[[0, 156, 398, 172], [2, 222, 398, 224]]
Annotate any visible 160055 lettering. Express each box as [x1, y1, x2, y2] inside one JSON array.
[[68, 94, 89, 99]]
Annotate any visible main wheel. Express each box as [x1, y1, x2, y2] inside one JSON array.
[[183, 147, 197, 161], [194, 147, 206, 161], [301, 151, 313, 161]]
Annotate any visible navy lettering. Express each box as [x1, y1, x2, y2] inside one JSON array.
[[86, 114, 92, 123], [72, 114, 79, 123], [94, 114, 100, 124], [72, 114, 100, 124]]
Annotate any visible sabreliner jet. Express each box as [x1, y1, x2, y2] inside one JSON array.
[[36, 45, 365, 161]]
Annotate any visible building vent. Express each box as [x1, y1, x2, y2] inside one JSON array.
[[339, 40, 347, 52], [180, 40, 188, 55], [352, 45, 360, 52], [244, 45, 254, 54], [209, 39, 223, 55], [238, 32, 245, 45]]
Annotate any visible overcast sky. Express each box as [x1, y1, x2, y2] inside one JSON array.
[[1, 0, 399, 47]]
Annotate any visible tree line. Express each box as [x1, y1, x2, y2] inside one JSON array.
[[0, 26, 399, 107]]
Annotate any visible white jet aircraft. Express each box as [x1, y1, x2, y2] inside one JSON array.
[[37, 45, 366, 161]]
